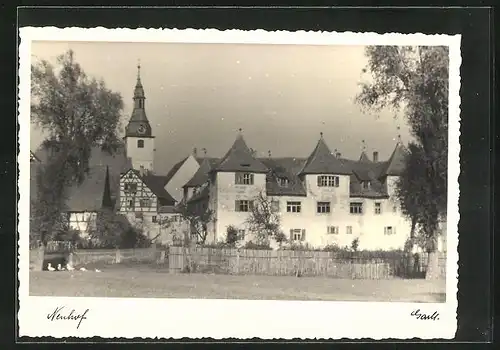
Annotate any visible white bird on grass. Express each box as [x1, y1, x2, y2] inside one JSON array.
[[47, 263, 56, 271], [66, 264, 74, 271], [57, 263, 65, 271], [80, 267, 87, 271], [95, 269, 102, 273]]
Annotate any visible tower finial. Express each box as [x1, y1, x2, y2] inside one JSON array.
[[362, 139, 366, 151], [238, 128, 242, 133], [137, 59, 141, 80], [268, 150, 272, 158], [320, 132, 323, 139], [396, 126, 401, 144], [202, 148, 207, 156]]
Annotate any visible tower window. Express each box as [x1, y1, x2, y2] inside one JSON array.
[[139, 100, 144, 109], [137, 139, 144, 148]]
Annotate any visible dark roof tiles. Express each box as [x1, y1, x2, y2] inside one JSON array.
[[213, 134, 268, 173]]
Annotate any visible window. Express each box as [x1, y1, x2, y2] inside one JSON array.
[[286, 201, 302, 213], [140, 199, 151, 207], [128, 199, 134, 208], [317, 201, 331, 214], [350, 202, 363, 214], [135, 212, 143, 220], [139, 100, 144, 109], [235, 200, 252, 212], [384, 226, 396, 235], [374, 202, 382, 214], [137, 139, 144, 148], [278, 177, 289, 187], [317, 175, 340, 187], [238, 229, 245, 240], [152, 215, 157, 223], [346, 226, 353, 235], [128, 173, 134, 179], [271, 200, 280, 212], [327, 226, 339, 235], [289, 228, 305, 241], [235, 172, 254, 185]]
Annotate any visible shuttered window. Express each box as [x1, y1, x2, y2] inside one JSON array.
[[289, 229, 306, 241]]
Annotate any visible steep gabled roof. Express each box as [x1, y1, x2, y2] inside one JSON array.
[[163, 157, 189, 184], [65, 166, 111, 212], [183, 158, 214, 188], [259, 158, 307, 196], [123, 169, 176, 206], [381, 142, 407, 176], [299, 136, 351, 175], [213, 134, 268, 173], [141, 173, 176, 205]]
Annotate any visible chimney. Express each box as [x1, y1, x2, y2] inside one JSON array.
[[336, 152, 341, 158], [193, 147, 198, 157], [373, 151, 379, 162]]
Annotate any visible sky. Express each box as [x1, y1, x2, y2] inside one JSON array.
[[30, 41, 409, 175]]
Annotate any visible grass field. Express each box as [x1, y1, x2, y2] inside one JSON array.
[[29, 263, 446, 302]]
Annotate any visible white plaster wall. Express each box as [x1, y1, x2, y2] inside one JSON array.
[[165, 155, 200, 202], [214, 172, 267, 242], [125, 137, 155, 171], [69, 212, 97, 237]]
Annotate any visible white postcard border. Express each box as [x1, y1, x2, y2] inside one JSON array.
[[18, 27, 461, 340]]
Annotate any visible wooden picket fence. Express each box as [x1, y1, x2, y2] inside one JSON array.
[[167, 246, 398, 279]]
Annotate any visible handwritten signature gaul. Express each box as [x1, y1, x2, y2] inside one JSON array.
[[47, 306, 89, 329], [410, 309, 439, 321]]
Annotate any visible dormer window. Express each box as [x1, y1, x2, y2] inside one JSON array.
[[278, 177, 289, 187], [362, 181, 371, 190], [137, 139, 144, 148], [235, 172, 254, 185], [318, 175, 339, 187]]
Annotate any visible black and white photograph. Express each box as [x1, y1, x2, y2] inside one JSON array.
[[18, 28, 460, 339]]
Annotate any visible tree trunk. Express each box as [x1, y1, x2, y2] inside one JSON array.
[[425, 248, 440, 280], [34, 243, 46, 271]]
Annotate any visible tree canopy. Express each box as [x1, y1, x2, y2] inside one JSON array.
[[356, 46, 449, 253], [30, 50, 124, 245]]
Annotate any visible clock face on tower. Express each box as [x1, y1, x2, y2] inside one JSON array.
[[137, 124, 146, 134]]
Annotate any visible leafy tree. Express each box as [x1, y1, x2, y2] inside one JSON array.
[[226, 225, 239, 246], [30, 50, 124, 270], [356, 46, 448, 280], [245, 191, 282, 245], [163, 200, 215, 245]]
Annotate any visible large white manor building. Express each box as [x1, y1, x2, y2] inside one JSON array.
[[30, 65, 446, 251]]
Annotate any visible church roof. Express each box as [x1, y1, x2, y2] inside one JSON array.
[[125, 64, 153, 138], [298, 135, 352, 175], [380, 141, 407, 176], [213, 133, 268, 173]]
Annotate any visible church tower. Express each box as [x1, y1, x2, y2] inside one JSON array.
[[124, 61, 155, 172]]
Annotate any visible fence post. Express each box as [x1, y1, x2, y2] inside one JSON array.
[[115, 249, 121, 264], [236, 249, 240, 274]]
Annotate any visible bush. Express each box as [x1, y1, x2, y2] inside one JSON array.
[[202, 241, 231, 249], [243, 241, 272, 250], [350, 238, 360, 252], [226, 225, 239, 246]]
